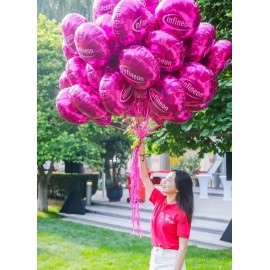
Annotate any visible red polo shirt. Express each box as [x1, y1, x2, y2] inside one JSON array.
[[149, 188, 191, 250]]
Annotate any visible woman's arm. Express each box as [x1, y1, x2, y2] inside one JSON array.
[[174, 237, 189, 270], [138, 140, 154, 195]]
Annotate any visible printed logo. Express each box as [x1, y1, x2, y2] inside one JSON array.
[[96, 4, 113, 13], [182, 79, 203, 100], [157, 57, 172, 68], [120, 85, 133, 102], [65, 34, 74, 46], [149, 88, 168, 113], [77, 46, 94, 58], [163, 14, 192, 31], [120, 65, 145, 83], [165, 216, 174, 224], [132, 16, 149, 32]]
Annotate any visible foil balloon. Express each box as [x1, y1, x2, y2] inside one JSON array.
[[185, 99, 212, 112], [145, 30, 185, 73], [112, 0, 152, 46], [177, 62, 218, 106], [62, 41, 79, 60], [202, 40, 232, 75], [155, 0, 201, 39], [99, 71, 135, 116], [148, 75, 185, 119], [56, 88, 90, 125], [69, 84, 107, 119], [138, 0, 159, 15], [65, 56, 88, 85], [168, 109, 193, 124], [95, 13, 124, 57], [119, 45, 160, 90], [59, 71, 71, 90], [61, 13, 88, 51], [74, 22, 110, 69], [185, 22, 216, 63], [150, 113, 166, 125], [126, 96, 150, 117], [85, 64, 104, 91], [93, 0, 120, 22], [92, 112, 112, 126]]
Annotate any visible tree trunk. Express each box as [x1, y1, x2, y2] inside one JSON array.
[[37, 174, 48, 212], [37, 161, 54, 212]]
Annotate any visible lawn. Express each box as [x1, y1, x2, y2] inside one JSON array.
[[37, 202, 232, 270]]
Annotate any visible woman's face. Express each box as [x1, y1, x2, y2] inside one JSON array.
[[160, 172, 178, 195]]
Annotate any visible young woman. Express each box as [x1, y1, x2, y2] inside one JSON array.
[[138, 140, 194, 270]]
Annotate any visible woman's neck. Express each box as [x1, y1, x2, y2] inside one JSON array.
[[166, 193, 177, 204]]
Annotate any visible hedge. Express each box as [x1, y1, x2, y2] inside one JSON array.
[[48, 173, 99, 200]]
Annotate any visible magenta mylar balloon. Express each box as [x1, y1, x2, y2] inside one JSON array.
[[185, 22, 216, 63], [177, 63, 218, 106], [148, 75, 185, 119], [185, 99, 212, 112], [119, 45, 160, 90], [155, 0, 201, 39], [93, 0, 120, 22], [61, 13, 88, 51], [168, 109, 193, 124], [93, 112, 112, 126], [202, 40, 232, 75], [99, 72, 135, 116], [56, 88, 90, 125], [95, 13, 124, 57], [74, 22, 110, 69], [138, 0, 159, 15], [62, 41, 79, 60], [145, 30, 185, 73], [150, 113, 166, 125], [126, 97, 150, 117], [65, 56, 88, 86], [85, 64, 104, 91], [69, 84, 107, 119], [112, 0, 152, 46], [59, 71, 71, 90]]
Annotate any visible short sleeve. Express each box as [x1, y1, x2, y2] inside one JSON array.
[[176, 211, 191, 239], [149, 188, 166, 205]]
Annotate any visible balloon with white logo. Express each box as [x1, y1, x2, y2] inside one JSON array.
[[74, 22, 110, 69], [93, 0, 120, 22], [145, 30, 185, 73], [112, 0, 152, 46], [119, 45, 160, 90], [155, 0, 201, 39], [148, 75, 185, 119], [177, 62, 218, 106], [99, 71, 135, 116], [61, 13, 88, 51]]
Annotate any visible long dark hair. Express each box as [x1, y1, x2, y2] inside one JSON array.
[[172, 170, 194, 224]]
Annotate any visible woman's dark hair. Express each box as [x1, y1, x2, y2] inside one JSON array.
[[172, 170, 194, 224]]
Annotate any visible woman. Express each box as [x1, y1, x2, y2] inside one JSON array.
[[138, 140, 194, 270]]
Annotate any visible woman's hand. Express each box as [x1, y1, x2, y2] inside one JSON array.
[[137, 138, 145, 155]]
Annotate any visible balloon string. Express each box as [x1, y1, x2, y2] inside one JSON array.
[[130, 144, 142, 237]]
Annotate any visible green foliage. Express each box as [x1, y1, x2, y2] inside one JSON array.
[[146, 0, 232, 157], [171, 156, 201, 176], [37, 14, 104, 169], [47, 173, 99, 199]]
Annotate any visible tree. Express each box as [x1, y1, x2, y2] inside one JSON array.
[[37, 14, 104, 212], [145, 0, 232, 158], [37, 0, 94, 22]]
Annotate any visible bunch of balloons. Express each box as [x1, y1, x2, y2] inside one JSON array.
[[56, 0, 232, 236], [57, 0, 231, 133]]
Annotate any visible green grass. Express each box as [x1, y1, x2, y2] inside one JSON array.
[[38, 203, 232, 270]]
